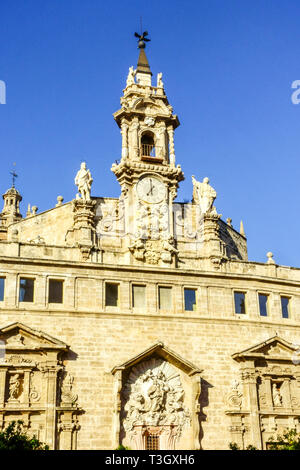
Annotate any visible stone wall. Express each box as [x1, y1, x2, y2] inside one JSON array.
[[0, 257, 299, 449]]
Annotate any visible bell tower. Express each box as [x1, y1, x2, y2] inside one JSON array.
[[111, 32, 184, 265]]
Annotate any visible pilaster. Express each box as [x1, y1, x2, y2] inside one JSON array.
[[241, 363, 262, 449]]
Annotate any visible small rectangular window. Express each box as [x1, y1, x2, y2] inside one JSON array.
[[19, 278, 34, 302], [132, 285, 146, 308], [105, 283, 119, 307], [49, 280, 63, 303], [184, 288, 196, 311], [234, 292, 246, 314], [281, 296, 289, 318], [159, 287, 172, 310], [0, 278, 4, 301], [259, 294, 268, 317], [145, 434, 160, 450]]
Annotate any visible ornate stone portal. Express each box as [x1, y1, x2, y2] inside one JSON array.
[[227, 336, 300, 450], [112, 343, 202, 451], [0, 322, 81, 450], [122, 358, 191, 450]]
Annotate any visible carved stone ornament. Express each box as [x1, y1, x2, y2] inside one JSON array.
[[8, 373, 22, 400], [96, 200, 125, 236], [225, 379, 243, 410], [144, 116, 155, 127], [29, 385, 41, 403], [161, 236, 178, 263], [144, 245, 161, 264], [122, 358, 191, 437], [129, 236, 145, 261], [4, 355, 34, 366], [60, 372, 78, 407], [130, 236, 178, 265]]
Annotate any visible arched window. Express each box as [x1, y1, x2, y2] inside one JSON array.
[[141, 132, 156, 157]]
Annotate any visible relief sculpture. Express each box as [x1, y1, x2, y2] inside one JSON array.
[[122, 358, 190, 447]]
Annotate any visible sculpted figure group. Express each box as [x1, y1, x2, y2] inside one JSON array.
[[123, 365, 190, 433]]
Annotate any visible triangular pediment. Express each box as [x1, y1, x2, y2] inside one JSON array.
[[111, 341, 202, 376], [232, 336, 297, 363], [0, 322, 69, 352]]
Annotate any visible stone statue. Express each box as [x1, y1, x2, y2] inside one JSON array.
[[157, 73, 163, 88], [272, 383, 283, 407], [126, 66, 136, 87], [147, 371, 169, 412], [192, 176, 217, 214], [75, 162, 93, 202], [9, 374, 21, 400]]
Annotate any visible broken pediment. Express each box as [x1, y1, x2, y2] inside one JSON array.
[[232, 336, 297, 363], [111, 341, 202, 376], [0, 322, 69, 354], [131, 97, 170, 116]]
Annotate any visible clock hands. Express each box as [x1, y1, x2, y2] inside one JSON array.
[[147, 178, 154, 196], [137, 176, 165, 203]]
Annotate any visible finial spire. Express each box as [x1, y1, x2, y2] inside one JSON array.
[[134, 30, 152, 84], [240, 220, 245, 237], [10, 163, 18, 188]]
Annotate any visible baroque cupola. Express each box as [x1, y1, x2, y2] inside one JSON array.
[[1, 185, 22, 228]]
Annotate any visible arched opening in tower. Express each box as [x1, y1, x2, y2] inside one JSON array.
[[141, 132, 156, 157]]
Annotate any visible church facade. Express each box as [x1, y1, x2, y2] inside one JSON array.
[[0, 39, 300, 450]]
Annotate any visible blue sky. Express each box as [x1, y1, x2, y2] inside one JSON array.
[[0, 0, 300, 267]]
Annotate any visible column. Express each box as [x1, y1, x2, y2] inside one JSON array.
[[121, 121, 129, 160], [130, 120, 139, 160], [241, 363, 262, 449], [167, 126, 175, 166]]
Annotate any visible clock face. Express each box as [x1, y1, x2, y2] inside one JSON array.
[[136, 176, 166, 204]]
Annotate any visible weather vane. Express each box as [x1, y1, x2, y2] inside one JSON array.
[[10, 163, 18, 188], [134, 30, 151, 49]]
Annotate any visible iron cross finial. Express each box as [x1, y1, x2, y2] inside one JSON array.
[[10, 163, 18, 187]]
